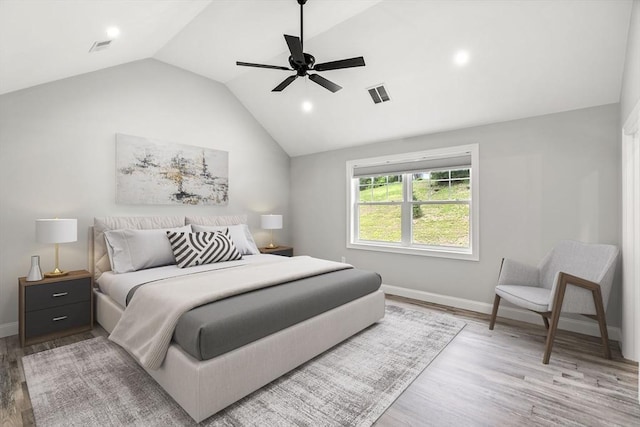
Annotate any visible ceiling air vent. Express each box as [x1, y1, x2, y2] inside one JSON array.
[[89, 40, 113, 53], [367, 84, 391, 104]]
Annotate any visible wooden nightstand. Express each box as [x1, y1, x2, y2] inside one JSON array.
[[259, 246, 294, 257], [19, 270, 93, 347]]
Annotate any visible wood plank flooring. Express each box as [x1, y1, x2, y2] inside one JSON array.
[[376, 297, 640, 426], [1, 296, 638, 426]]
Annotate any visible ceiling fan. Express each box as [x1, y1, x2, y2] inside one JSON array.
[[236, 0, 365, 93]]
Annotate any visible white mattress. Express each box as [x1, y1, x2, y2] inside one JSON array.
[[97, 254, 287, 308]]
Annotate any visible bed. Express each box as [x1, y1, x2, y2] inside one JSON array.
[[92, 215, 385, 422]]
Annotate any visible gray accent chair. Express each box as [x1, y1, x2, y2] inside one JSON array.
[[489, 240, 619, 364]]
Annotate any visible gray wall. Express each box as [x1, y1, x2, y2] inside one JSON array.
[[0, 59, 290, 329], [621, 0, 640, 123], [291, 104, 622, 326]]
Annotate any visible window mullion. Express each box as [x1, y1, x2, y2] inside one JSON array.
[[353, 180, 359, 242], [401, 173, 412, 246]]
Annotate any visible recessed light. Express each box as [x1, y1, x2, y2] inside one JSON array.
[[454, 50, 470, 66], [106, 27, 120, 38], [301, 101, 313, 113]]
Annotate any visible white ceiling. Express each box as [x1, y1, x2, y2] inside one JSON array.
[[0, 0, 210, 96], [0, 0, 633, 157]]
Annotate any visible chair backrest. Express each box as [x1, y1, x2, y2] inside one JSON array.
[[538, 240, 619, 306]]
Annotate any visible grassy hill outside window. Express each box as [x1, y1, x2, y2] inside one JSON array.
[[346, 144, 479, 260]]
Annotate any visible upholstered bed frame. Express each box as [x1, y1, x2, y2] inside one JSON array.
[[92, 216, 385, 422]]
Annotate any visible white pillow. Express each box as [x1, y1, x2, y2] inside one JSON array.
[[191, 224, 260, 255], [104, 225, 192, 273]]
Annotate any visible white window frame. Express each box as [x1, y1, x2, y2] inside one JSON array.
[[346, 144, 479, 261]]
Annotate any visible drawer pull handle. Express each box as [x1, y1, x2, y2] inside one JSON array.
[[52, 292, 68, 297], [52, 316, 68, 322]]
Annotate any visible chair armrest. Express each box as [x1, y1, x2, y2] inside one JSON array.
[[497, 258, 540, 287], [556, 272, 599, 291], [548, 272, 601, 314]]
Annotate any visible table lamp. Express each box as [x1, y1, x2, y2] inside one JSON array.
[[36, 218, 77, 277], [261, 214, 282, 249]]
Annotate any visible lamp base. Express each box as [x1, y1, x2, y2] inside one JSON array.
[[266, 243, 279, 249], [44, 268, 68, 278]]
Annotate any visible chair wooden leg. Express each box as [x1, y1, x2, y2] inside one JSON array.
[[592, 287, 612, 360], [542, 315, 549, 330], [543, 278, 568, 364], [543, 311, 561, 364], [489, 294, 500, 330]]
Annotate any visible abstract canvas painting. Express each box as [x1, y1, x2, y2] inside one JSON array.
[[116, 134, 229, 205]]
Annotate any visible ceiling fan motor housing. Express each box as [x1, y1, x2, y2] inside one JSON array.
[[289, 53, 315, 76]]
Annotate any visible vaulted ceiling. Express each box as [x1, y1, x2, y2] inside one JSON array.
[[0, 0, 633, 156]]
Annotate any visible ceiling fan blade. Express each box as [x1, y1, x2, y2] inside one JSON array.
[[284, 34, 305, 64], [236, 61, 291, 71], [272, 75, 298, 92], [309, 74, 342, 93], [314, 56, 366, 72]]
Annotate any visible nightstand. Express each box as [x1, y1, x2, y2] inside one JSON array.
[[19, 270, 93, 347], [259, 246, 294, 257]]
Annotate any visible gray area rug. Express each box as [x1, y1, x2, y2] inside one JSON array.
[[23, 305, 465, 426]]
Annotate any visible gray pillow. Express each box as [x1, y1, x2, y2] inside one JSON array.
[[104, 225, 192, 273]]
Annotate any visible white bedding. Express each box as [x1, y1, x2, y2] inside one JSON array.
[[109, 256, 353, 369], [98, 254, 287, 308]]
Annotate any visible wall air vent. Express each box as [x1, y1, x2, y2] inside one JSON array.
[[367, 84, 391, 104], [89, 40, 113, 53]]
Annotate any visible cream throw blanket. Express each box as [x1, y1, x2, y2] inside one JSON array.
[[109, 256, 352, 370]]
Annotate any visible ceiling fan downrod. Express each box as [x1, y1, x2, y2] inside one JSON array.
[[299, 0, 306, 52]]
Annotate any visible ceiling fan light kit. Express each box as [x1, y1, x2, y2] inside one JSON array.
[[236, 0, 365, 93]]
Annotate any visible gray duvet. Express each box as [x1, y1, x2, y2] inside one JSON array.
[[127, 268, 381, 360]]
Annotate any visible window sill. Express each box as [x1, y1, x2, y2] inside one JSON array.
[[347, 241, 479, 261]]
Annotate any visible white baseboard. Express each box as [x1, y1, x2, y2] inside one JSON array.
[[382, 284, 621, 342], [0, 321, 18, 339]]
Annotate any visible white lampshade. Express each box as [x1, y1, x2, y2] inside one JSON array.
[[36, 219, 77, 244], [261, 214, 283, 230]]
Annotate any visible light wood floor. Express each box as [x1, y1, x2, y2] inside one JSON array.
[[1, 296, 639, 426]]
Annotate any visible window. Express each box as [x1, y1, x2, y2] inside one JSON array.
[[346, 144, 479, 260]]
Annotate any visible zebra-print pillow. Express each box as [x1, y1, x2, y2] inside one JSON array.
[[166, 229, 243, 268]]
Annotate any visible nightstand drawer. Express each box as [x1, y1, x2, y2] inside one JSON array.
[[25, 278, 91, 312], [25, 301, 91, 338]]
